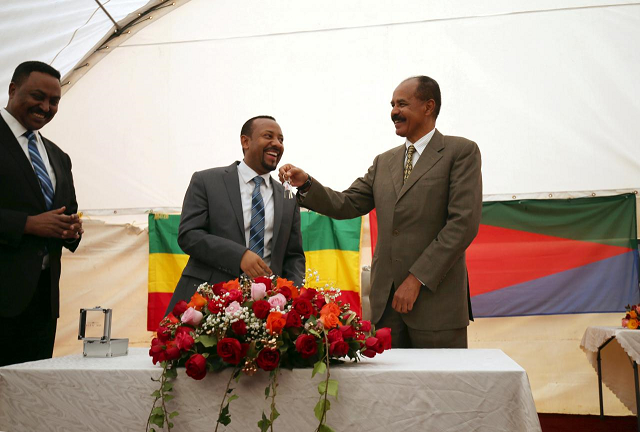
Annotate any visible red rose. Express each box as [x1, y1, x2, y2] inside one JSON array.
[[295, 334, 318, 359], [150, 338, 166, 364], [172, 300, 189, 317], [339, 325, 355, 339], [327, 328, 343, 343], [362, 348, 377, 358], [360, 320, 372, 332], [254, 276, 272, 291], [300, 288, 317, 301], [226, 289, 244, 305], [156, 326, 171, 342], [175, 331, 194, 351], [208, 299, 223, 314], [278, 286, 292, 300], [329, 340, 349, 357], [256, 348, 280, 371], [292, 297, 315, 319], [185, 353, 207, 380], [165, 341, 181, 361], [212, 282, 226, 296], [252, 300, 271, 319], [285, 310, 302, 328], [365, 336, 384, 354], [231, 320, 247, 336], [313, 295, 326, 311], [375, 328, 392, 350], [175, 326, 193, 336], [217, 338, 248, 365]]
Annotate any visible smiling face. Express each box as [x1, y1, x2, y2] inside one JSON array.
[[6, 71, 61, 131], [241, 118, 284, 175], [390, 78, 435, 143]]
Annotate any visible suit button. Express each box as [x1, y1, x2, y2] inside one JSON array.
[[392, 230, 399, 236]]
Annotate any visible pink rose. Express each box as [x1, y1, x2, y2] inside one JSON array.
[[254, 276, 273, 291], [360, 320, 372, 332], [181, 307, 203, 326], [251, 283, 267, 300], [623, 318, 630, 328], [375, 328, 392, 350], [225, 301, 242, 315], [268, 293, 287, 311]]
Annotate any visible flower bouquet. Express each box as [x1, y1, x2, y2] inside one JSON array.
[[147, 274, 391, 432], [622, 304, 640, 329]]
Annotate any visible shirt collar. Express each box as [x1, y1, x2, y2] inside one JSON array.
[[405, 127, 436, 155], [0, 107, 31, 140], [238, 160, 271, 186]]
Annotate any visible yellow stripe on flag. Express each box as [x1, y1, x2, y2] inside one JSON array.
[[149, 253, 189, 293], [304, 249, 360, 293]]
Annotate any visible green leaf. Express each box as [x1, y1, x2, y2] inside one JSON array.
[[151, 407, 164, 416], [314, 399, 330, 422], [308, 329, 320, 338], [150, 428, 156, 432], [168, 422, 174, 429], [165, 367, 178, 379], [196, 334, 217, 347], [326, 379, 339, 398], [265, 385, 270, 398], [169, 411, 179, 419], [271, 406, 280, 421], [217, 403, 231, 426], [312, 360, 327, 378], [162, 381, 173, 392], [228, 394, 239, 402], [164, 394, 175, 402], [319, 424, 336, 432], [149, 414, 164, 427], [258, 413, 271, 432], [150, 390, 161, 398]]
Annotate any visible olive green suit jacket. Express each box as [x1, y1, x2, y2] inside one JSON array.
[[300, 129, 482, 331]]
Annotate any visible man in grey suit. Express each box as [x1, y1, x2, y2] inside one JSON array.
[[279, 76, 482, 348], [166, 116, 305, 314]]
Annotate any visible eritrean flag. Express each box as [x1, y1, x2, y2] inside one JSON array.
[[147, 212, 363, 330], [467, 194, 639, 317]]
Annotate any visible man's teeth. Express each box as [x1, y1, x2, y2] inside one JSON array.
[[33, 113, 45, 119]]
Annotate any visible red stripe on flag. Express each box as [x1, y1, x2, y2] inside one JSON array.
[[369, 209, 378, 257], [147, 292, 173, 330], [338, 290, 362, 318]]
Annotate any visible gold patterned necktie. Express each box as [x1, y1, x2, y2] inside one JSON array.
[[403, 144, 416, 184]]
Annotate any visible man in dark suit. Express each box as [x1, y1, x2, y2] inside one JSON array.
[[279, 76, 482, 348], [0, 61, 83, 366], [166, 116, 305, 314]]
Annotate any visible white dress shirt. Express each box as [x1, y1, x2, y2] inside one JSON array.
[[237, 161, 275, 266], [404, 127, 436, 168]]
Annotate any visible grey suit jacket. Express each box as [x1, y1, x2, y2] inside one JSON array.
[[166, 162, 305, 313], [301, 129, 482, 331]]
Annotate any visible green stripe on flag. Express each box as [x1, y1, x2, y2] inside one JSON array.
[[481, 194, 637, 248], [301, 212, 361, 252], [149, 214, 185, 255]]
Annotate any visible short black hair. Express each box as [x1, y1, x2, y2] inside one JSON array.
[[241, 115, 276, 138], [405, 76, 441, 118], [11, 61, 61, 86]]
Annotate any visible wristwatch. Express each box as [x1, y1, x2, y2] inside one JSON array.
[[298, 175, 313, 193]]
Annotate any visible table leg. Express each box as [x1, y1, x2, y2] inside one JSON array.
[[597, 336, 616, 420], [634, 361, 640, 432]]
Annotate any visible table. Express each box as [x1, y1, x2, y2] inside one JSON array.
[[581, 326, 640, 429], [0, 348, 541, 432]]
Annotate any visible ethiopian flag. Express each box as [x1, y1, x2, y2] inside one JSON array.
[[148, 212, 362, 330], [467, 194, 639, 317]]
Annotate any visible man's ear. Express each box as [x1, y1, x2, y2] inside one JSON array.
[[8, 82, 16, 100], [424, 99, 436, 117], [240, 134, 250, 152]]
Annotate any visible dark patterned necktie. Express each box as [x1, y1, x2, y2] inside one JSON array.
[[249, 176, 265, 257], [24, 130, 54, 209], [403, 144, 416, 184]]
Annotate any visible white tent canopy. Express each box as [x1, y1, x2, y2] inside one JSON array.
[[2, 0, 638, 212]]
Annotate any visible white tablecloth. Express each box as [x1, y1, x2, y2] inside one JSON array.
[[581, 325, 640, 415], [0, 348, 541, 432]]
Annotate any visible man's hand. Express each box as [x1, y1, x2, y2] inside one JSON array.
[[24, 207, 83, 240], [278, 164, 308, 187], [240, 250, 273, 279], [392, 273, 423, 313]]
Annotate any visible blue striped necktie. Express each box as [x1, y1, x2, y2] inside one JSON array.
[[24, 131, 54, 210], [249, 176, 265, 257]]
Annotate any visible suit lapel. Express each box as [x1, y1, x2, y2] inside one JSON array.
[[397, 129, 444, 201], [0, 116, 47, 208], [223, 162, 246, 241], [272, 179, 283, 243], [386, 143, 406, 198]]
